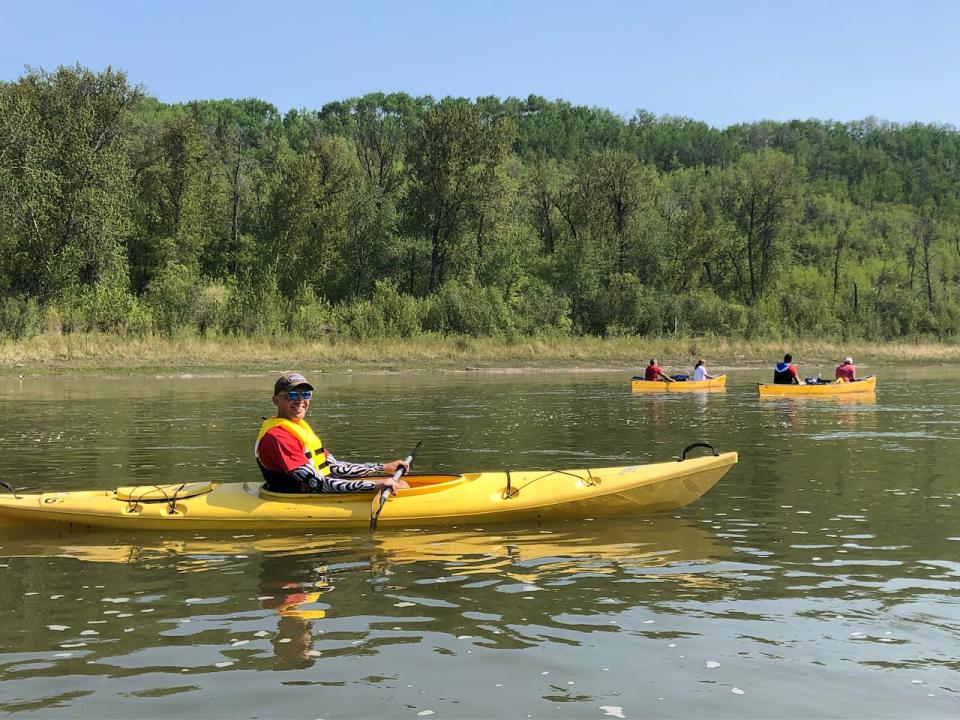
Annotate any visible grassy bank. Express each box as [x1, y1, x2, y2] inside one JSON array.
[[1, 332, 959, 376]]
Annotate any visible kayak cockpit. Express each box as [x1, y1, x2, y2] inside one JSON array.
[[253, 473, 468, 501]]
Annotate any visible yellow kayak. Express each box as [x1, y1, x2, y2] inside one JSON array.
[[0, 448, 737, 531], [631, 374, 727, 392], [757, 374, 877, 396]]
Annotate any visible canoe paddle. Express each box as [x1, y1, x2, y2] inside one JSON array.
[[369, 441, 422, 532]]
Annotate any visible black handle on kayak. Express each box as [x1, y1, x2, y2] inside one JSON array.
[[369, 441, 422, 532], [678, 442, 718, 461], [0, 481, 20, 498]]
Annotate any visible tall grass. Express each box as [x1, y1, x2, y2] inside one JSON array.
[[1, 332, 958, 375]]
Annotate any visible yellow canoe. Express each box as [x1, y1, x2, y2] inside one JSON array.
[[757, 374, 877, 396], [631, 374, 727, 392], [0, 450, 737, 531]]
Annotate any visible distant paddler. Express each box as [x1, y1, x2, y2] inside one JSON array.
[[835, 357, 859, 382], [773, 353, 800, 385], [692, 359, 717, 381]]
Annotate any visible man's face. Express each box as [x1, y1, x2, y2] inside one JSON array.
[[273, 387, 311, 421]]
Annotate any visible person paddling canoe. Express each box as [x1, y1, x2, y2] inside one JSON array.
[[773, 354, 800, 385], [645, 359, 674, 382], [693, 359, 717, 381], [835, 357, 858, 382], [255, 371, 409, 494]]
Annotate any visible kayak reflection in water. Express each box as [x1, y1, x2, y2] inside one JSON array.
[[254, 371, 410, 494]]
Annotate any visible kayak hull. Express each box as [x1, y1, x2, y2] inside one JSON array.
[[0, 452, 738, 531], [631, 375, 727, 392], [757, 375, 877, 396]]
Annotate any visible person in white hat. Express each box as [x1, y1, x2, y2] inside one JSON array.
[[835, 357, 858, 382]]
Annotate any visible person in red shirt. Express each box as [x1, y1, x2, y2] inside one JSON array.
[[255, 372, 409, 494], [835, 357, 857, 382], [644, 359, 674, 382]]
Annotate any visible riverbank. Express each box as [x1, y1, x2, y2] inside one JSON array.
[[2, 332, 959, 376]]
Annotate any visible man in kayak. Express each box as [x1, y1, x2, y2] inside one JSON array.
[[645, 359, 674, 382], [773, 354, 800, 384], [255, 372, 410, 494], [835, 357, 858, 382]]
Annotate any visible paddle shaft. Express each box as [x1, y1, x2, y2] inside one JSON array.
[[369, 441, 422, 531]]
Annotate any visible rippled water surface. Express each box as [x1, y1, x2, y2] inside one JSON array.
[[0, 366, 958, 718]]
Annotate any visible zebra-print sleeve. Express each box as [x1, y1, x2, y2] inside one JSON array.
[[326, 452, 385, 479], [290, 464, 378, 493]]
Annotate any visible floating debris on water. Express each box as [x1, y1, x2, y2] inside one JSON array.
[[706, 661, 720, 669], [731, 687, 745, 695]]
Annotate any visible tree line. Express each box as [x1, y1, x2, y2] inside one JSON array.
[[2, 64, 959, 342]]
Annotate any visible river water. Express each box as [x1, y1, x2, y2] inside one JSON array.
[[0, 366, 957, 718]]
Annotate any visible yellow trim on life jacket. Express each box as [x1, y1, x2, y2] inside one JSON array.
[[255, 417, 330, 476]]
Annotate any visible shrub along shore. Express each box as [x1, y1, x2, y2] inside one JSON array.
[[1, 332, 958, 377]]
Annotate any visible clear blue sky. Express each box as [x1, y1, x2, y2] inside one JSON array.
[[4, 0, 958, 128]]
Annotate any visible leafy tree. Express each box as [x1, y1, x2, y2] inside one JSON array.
[[719, 150, 800, 303], [405, 101, 515, 292], [264, 134, 359, 298], [129, 112, 218, 289], [0, 65, 139, 302]]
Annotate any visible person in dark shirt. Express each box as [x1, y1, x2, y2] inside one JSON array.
[[773, 354, 800, 384]]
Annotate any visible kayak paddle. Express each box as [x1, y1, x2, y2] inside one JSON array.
[[369, 441, 422, 532]]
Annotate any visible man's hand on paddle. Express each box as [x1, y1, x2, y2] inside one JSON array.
[[381, 459, 410, 475], [376, 475, 410, 491]]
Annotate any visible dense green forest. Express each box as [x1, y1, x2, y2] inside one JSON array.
[[2, 64, 960, 342]]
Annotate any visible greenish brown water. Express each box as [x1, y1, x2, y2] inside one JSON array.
[[0, 367, 958, 718]]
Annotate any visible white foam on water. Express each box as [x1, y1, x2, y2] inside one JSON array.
[[599, 706, 626, 718]]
